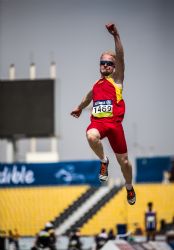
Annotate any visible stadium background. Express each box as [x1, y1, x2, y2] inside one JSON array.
[[0, 0, 174, 249]]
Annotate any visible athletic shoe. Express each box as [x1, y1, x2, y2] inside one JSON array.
[[126, 187, 136, 205], [99, 157, 109, 182]]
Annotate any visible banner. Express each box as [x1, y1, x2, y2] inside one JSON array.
[[136, 156, 172, 183], [0, 160, 100, 187]]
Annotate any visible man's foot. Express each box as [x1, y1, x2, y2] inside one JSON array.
[[99, 157, 109, 182], [126, 187, 136, 205]]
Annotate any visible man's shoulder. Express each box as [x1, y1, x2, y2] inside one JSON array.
[[106, 76, 123, 89], [93, 78, 103, 85]]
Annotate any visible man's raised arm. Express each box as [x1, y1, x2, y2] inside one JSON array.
[[106, 23, 125, 83]]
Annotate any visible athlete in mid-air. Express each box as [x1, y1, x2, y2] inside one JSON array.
[[71, 23, 136, 205]]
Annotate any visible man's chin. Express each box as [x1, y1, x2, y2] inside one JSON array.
[[101, 72, 111, 76]]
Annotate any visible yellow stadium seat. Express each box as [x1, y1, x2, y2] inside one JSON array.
[[80, 184, 174, 236], [0, 185, 89, 236]]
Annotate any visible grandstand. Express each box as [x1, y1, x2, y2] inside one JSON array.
[[0, 178, 174, 249], [1, 184, 174, 235], [0, 185, 89, 236]]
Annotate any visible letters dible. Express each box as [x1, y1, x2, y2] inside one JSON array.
[[0, 166, 35, 184]]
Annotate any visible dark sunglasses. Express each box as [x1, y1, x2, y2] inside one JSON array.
[[100, 60, 115, 66]]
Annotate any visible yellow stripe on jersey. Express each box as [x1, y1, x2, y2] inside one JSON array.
[[105, 76, 123, 103]]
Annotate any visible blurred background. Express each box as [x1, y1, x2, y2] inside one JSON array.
[[0, 0, 174, 249]]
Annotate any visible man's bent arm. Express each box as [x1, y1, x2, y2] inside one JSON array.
[[71, 90, 92, 118], [78, 89, 93, 110]]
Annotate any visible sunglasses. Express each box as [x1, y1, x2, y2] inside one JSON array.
[[100, 60, 115, 67]]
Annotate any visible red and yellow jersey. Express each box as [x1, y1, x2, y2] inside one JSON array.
[[91, 75, 125, 123]]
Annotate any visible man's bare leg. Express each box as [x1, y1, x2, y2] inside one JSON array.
[[86, 128, 106, 161], [115, 153, 132, 185], [115, 153, 136, 205], [86, 128, 109, 182]]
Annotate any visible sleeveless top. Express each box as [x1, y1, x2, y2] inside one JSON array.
[[145, 211, 156, 230], [91, 75, 125, 123]]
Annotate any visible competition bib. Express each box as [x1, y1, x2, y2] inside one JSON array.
[[92, 100, 113, 118]]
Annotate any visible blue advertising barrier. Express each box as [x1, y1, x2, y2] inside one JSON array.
[[136, 156, 172, 183], [0, 160, 101, 187]]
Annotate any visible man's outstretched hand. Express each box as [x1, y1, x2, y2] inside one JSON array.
[[70, 107, 82, 118], [106, 23, 118, 36]]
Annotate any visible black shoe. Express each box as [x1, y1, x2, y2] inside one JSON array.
[[99, 157, 109, 182], [127, 187, 136, 205]]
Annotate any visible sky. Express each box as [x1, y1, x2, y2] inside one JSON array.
[[0, 0, 174, 180]]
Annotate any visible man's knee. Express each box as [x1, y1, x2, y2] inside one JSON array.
[[122, 156, 129, 165], [86, 129, 100, 143], [116, 153, 129, 166]]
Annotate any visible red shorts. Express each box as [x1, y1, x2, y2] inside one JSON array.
[[86, 121, 127, 154]]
